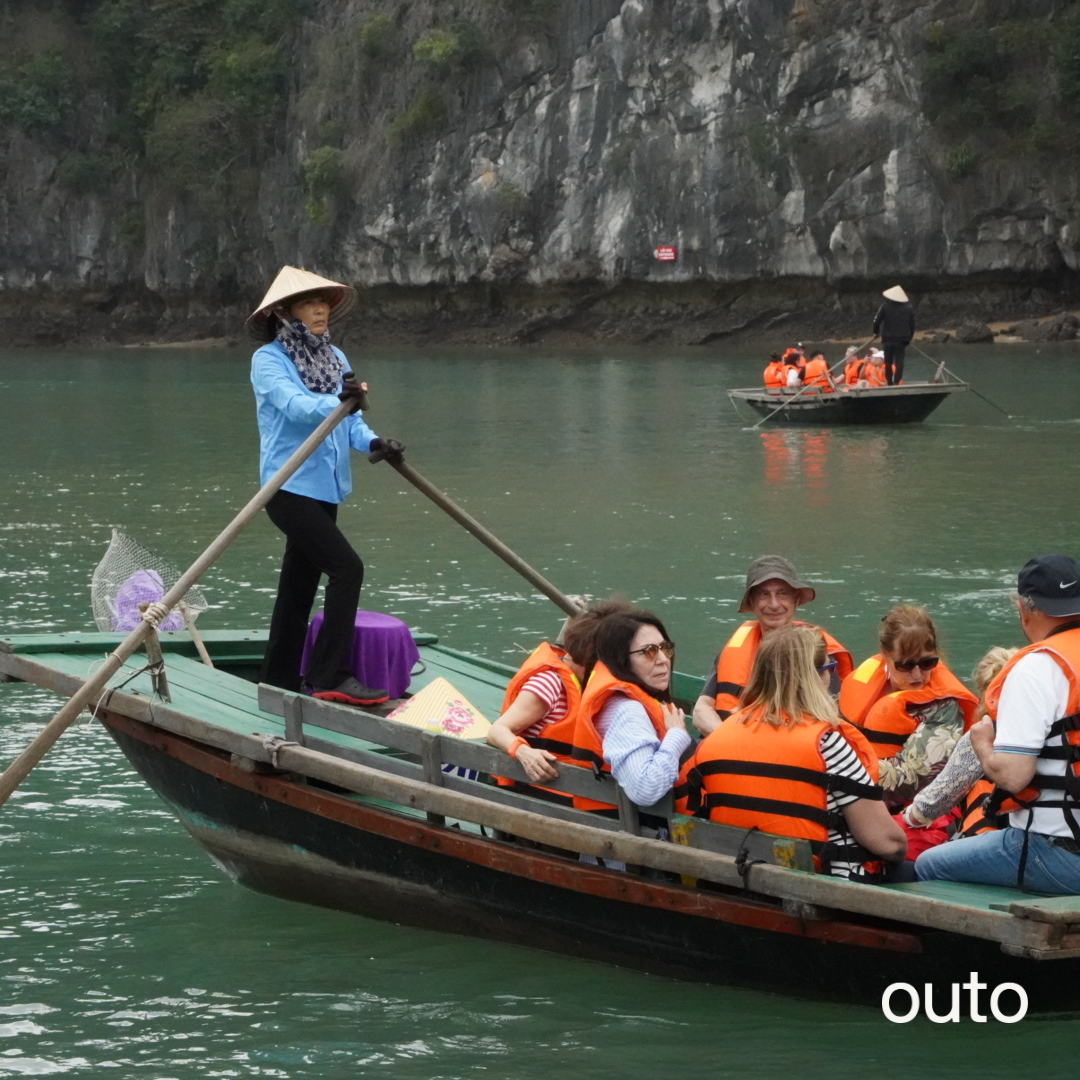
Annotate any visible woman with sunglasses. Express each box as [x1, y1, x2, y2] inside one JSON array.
[[534, 608, 690, 813], [839, 605, 978, 811], [676, 626, 906, 880]]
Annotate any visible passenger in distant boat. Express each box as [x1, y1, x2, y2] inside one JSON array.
[[763, 353, 786, 389], [676, 626, 907, 881], [841, 347, 861, 386], [247, 266, 406, 706], [781, 346, 805, 388], [692, 556, 853, 737], [898, 645, 1018, 856], [487, 598, 631, 786], [843, 348, 876, 388], [803, 351, 835, 392], [872, 285, 915, 386], [534, 607, 690, 812], [915, 555, 1080, 894], [839, 606, 978, 813]]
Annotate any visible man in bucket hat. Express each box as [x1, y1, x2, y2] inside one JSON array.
[[249, 266, 406, 706], [915, 554, 1080, 895], [692, 556, 853, 735], [872, 285, 915, 386]]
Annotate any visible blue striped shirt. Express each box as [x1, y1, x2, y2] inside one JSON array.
[[594, 695, 691, 807]]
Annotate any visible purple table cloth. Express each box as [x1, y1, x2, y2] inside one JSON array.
[[300, 610, 419, 699]]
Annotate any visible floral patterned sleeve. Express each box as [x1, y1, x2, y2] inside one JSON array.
[[877, 698, 962, 812], [906, 731, 983, 824]]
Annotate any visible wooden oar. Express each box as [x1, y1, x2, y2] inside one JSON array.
[[909, 342, 1014, 419], [0, 399, 357, 810], [748, 336, 875, 430], [373, 451, 585, 618]]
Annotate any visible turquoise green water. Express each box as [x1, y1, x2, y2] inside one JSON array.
[[2, 343, 1080, 1076]]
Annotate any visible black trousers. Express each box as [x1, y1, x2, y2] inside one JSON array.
[[882, 340, 907, 385], [260, 490, 364, 692]]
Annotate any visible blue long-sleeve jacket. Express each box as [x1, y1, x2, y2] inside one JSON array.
[[251, 340, 377, 503]]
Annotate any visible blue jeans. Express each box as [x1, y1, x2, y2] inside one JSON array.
[[915, 828, 1080, 895]]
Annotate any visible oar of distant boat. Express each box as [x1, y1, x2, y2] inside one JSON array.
[[909, 342, 1015, 419]]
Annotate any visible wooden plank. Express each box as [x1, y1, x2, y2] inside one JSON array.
[[670, 814, 817, 873], [1007, 897, 1080, 924], [263, 684, 623, 803]]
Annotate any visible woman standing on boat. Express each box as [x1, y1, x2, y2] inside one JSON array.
[[872, 285, 915, 385], [839, 606, 978, 812], [247, 266, 404, 705], [487, 599, 631, 787], [536, 608, 690, 812], [677, 626, 906, 880]]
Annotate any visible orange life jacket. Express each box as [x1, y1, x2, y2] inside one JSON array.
[[980, 625, 1080, 828], [674, 707, 883, 874], [781, 348, 801, 364], [763, 360, 785, 388], [955, 778, 1004, 838], [803, 357, 832, 390], [866, 362, 886, 387], [838, 654, 979, 757], [493, 642, 582, 791], [844, 358, 875, 385], [712, 620, 853, 721], [531, 661, 668, 812]]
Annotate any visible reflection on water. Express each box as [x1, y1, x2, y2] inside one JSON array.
[[2, 345, 1080, 1076]]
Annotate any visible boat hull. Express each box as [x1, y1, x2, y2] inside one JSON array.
[[730, 383, 965, 425], [105, 712, 1073, 1008]]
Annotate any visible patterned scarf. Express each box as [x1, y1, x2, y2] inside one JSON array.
[[275, 316, 344, 393]]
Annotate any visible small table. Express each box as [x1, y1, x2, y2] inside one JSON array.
[[301, 610, 419, 699]]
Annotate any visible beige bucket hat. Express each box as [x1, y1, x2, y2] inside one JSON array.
[[245, 265, 357, 342], [882, 285, 909, 303], [737, 555, 816, 612]]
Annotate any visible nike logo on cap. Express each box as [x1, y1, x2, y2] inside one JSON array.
[[1061, 580, 1078, 589]]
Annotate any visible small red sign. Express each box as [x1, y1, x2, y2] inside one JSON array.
[[654, 245, 677, 262]]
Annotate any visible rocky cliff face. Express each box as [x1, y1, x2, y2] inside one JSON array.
[[1, 0, 1077, 344]]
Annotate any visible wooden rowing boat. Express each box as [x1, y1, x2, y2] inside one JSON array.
[[729, 380, 969, 425], [3, 627, 1079, 1008]]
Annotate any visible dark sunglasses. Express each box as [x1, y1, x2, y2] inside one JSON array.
[[817, 660, 838, 674], [629, 641, 675, 661], [893, 656, 940, 673]]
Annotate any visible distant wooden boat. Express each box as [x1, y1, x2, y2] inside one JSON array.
[[3, 627, 1079, 1009], [729, 380, 969, 425]]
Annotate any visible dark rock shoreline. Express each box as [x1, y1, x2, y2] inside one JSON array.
[[4, 280, 1080, 352]]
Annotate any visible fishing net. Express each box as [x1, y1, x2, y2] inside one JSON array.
[[90, 529, 208, 633]]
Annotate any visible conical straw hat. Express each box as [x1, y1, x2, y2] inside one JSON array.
[[882, 285, 909, 303], [383, 676, 491, 740], [245, 265, 357, 342]]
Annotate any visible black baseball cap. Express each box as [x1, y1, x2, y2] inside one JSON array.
[[1017, 554, 1080, 617]]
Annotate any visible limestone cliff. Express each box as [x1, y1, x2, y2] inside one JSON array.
[[1, 0, 1077, 343]]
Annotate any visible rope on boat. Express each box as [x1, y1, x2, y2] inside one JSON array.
[[260, 734, 299, 770], [734, 825, 765, 890], [139, 601, 171, 628]]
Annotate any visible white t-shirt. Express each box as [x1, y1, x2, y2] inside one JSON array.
[[993, 650, 1073, 836]]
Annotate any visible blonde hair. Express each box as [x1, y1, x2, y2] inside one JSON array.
[[738, 625, 839, 728], [972, 645, 1019, 720], [879, 604, 939, 660]]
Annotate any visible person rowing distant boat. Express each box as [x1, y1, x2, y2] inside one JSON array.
[[873, 285, 915, 386]]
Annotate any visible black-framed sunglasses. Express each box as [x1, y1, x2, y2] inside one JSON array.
[[629, 641, 675, 661], [893, 656, 940, 673]]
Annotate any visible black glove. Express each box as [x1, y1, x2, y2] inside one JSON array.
[[338, 372, 368, 414], [369, 437, 405, 465]]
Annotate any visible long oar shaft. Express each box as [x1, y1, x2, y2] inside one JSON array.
[[387, 459, 584, 617], [909, 343, 1013, 419], [0, 400, 356, 810]]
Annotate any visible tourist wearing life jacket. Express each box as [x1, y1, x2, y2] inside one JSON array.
[[899, 646, 1018, 843], [677, 626, 907, 881], [840, 605, 978, 812], [763, 354, 785, 389], [916, 554, 1080, 894], [488, 599, 630, 788], [802, 351, 835, 392], [865, 350, 887, 386], [781, 346, 805, 387], [532, 608, 689, 813], [692, 556, 853, 736]]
